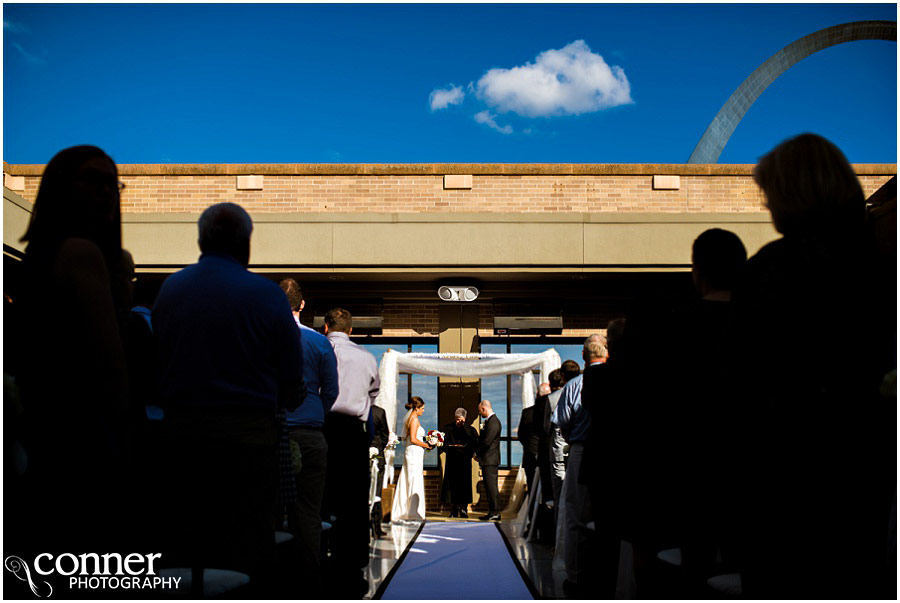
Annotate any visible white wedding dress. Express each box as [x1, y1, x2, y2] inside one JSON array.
[[391, 425, 426, 522]]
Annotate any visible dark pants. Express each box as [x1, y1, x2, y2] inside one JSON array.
[[323, 413, 370, 573], [536, 440, 554, 503], [522, 451, 537, 495], [372, 456, 385, 529], [482, 464, 501, 514], [165, 434, 277, 585], [288, 427, 328, 592]]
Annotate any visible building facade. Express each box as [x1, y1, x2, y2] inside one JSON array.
[[4, 161, 894, 510]]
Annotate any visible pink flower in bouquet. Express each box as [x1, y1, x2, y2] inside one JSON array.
[[425, 429, 445, 447]]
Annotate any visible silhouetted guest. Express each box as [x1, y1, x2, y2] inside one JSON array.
[[552, 334, 607, 597], [14, 146, 131, 558], [731, 134, 895, 599], [440, 407, 478, 517], [676, 229, 746, 584], [533, 378, 557, 506], [117, 249, 164, 547], [516, 393, 541, 495], [369, 403, 390, 535], [117, 250, 157, 433], [279, 278, 338, 596], [581, 318, 628, 599], [545, 360, 581, 506], [153, 203, 304, 591], [321, 308, 380, 597]]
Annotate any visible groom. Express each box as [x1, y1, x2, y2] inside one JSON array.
[[476, 399, 502, 521]]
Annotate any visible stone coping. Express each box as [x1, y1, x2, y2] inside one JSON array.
[[118, 211, 772, 224], [4, 162, 896, 176]]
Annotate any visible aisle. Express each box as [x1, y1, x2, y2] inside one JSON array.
[[378, 522, 535, 600]]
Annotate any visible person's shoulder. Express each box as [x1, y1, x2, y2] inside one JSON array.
[[243, 270, 287, 298], [300, 324, 329, 344], [583, 363, 608, 380], [746, 237, 788, 269], [56, 237, 104, 258], [565, 374, 584, 389], [349, 338, 375, 356], [350, 340, 379, 365], [53, 238, 108, 274]]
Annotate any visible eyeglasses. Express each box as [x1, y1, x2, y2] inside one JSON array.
[[75, 173, 127, 195]]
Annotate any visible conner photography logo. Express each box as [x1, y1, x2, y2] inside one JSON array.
[[4, 553, 180, 597]]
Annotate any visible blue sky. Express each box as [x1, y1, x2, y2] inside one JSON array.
[[3, 3, 896, 165]]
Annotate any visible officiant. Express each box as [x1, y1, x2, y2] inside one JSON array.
[[439, 407, 478, 518]]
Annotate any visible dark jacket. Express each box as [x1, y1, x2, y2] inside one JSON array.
[[369, 405, 390, 455], [517, 406, 540, 458], [532, 394, 551, 444], [477, 414, 501, 466]]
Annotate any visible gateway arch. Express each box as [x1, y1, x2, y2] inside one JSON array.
[[688, 20, 897, 164]]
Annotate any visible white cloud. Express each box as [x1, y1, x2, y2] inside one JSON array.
[[474, 111, 513, 135], [11, 42, 46, 65], [475, 40, 632, 117], [429, 85, 465, 111], [4, 19, 29, 34]]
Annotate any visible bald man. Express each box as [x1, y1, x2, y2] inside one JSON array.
[[476, 400, 502, 520]]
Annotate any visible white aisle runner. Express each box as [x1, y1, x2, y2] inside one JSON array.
[[379, 522, 534, 600]]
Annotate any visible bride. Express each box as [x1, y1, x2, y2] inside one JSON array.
[[391, 396, 434, 522]]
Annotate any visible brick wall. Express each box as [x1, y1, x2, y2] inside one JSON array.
[[359, 301, 617, 339], [5, 163, 893, 215], [382, 302, 440, 337]]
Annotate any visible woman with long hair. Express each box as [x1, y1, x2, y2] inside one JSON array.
[[391, 396, 433, 522], [731, 134, 894, 598], [13, 145, 132, 555]]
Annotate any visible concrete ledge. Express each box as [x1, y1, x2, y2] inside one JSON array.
[[5, 161, 895, 177], [4, 187, 32, 255], [115, 212, 778, 268]]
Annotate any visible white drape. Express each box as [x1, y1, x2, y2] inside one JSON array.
[[373, 350, 561, 436]]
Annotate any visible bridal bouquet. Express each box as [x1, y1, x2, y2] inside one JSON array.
[[425, 430, 445, 447], [385, 432, 400, 451]]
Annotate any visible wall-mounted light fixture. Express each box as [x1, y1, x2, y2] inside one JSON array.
[[437, 286, 479, 302]]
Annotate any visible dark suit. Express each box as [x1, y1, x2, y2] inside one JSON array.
[[370, 405, 389, 465], [581, 360, 627, 598], [477, 414, 502, 515], [517, 406, 540, 495], [532, 394, 554, 503], [368, 406, 390, 527]]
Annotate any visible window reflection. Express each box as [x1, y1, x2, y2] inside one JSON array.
[[357, 339, 583, 470], [481, 339, 586, 468], [511, 440, 523, 467], [358, 340, 438, 468], [412, 374, 439, 467], [549, 344, 585, 369]]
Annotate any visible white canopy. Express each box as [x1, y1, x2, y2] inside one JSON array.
[[373, 349, 562, 434]]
